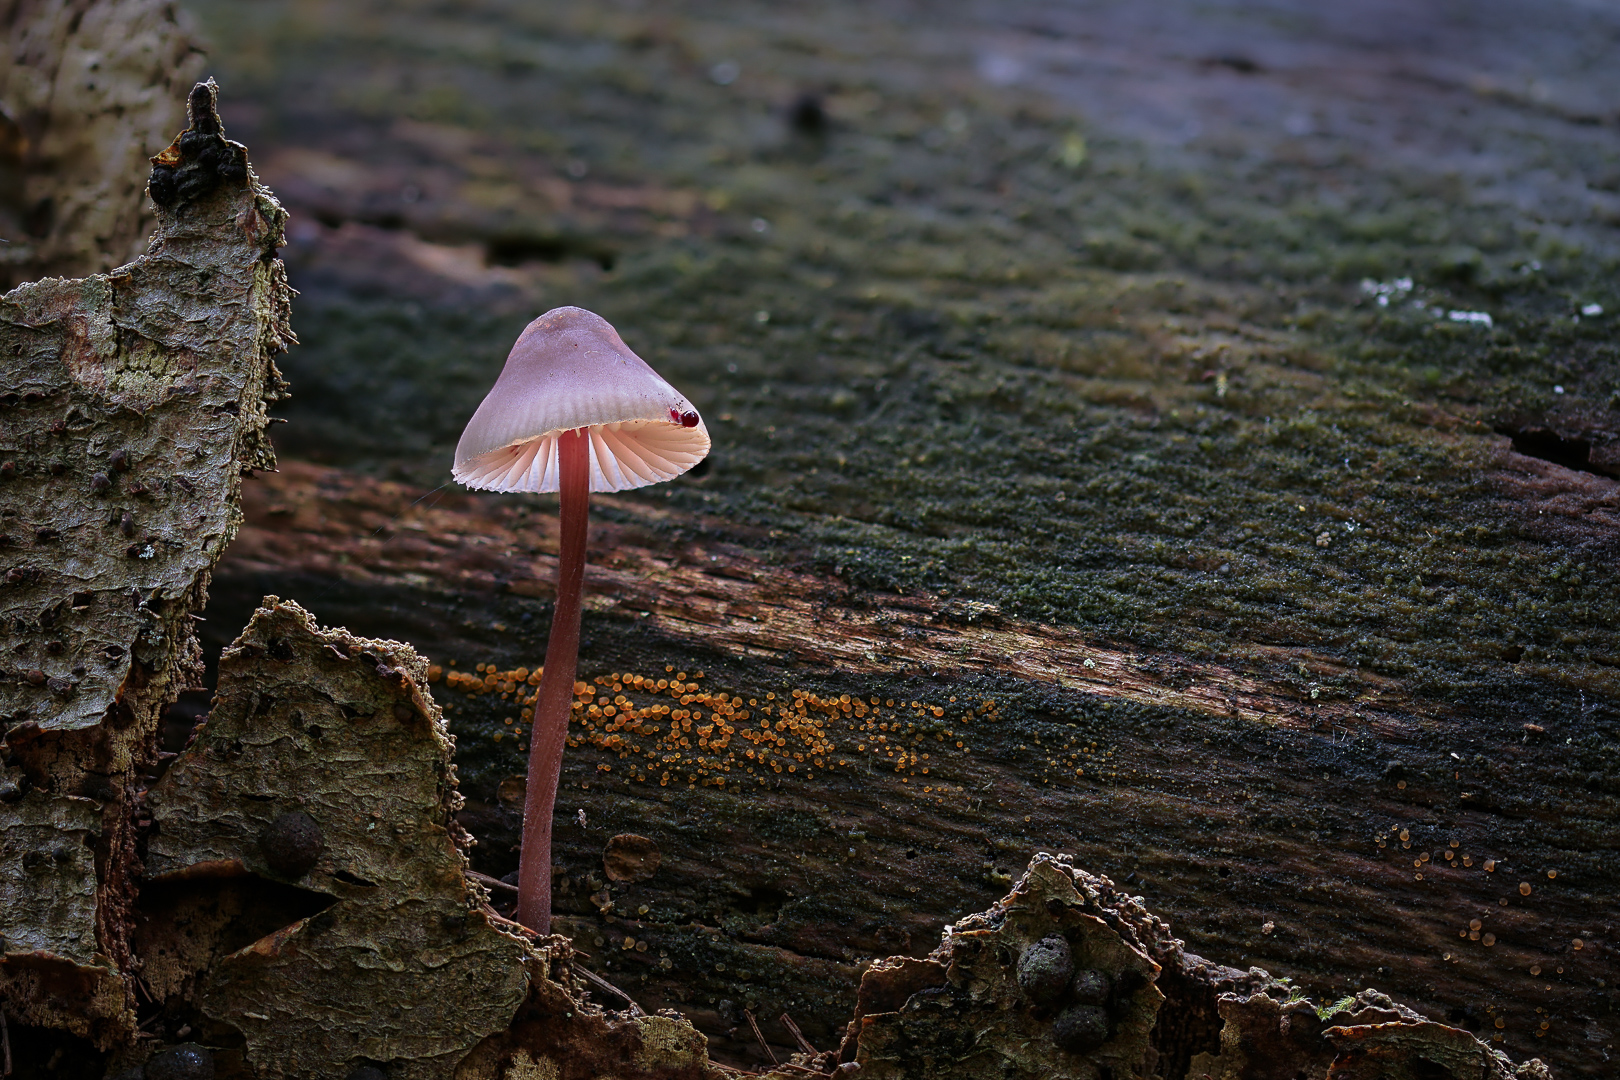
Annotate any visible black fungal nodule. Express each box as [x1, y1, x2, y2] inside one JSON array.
[[260, 810, 323, 878], [145, 1043, 216, 1080], [1052, 1003, 1111, 1053], [148, 79, 250, 209], [1016, 934, 1075, 1003], [1071, 968, 1111, 1006]]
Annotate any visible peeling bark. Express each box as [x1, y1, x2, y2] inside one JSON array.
[[848, 860, 1165, 1080], [142, 597, 533, 1077], [0, 77, 288, 1048], [842, 855, 1550, 1080]]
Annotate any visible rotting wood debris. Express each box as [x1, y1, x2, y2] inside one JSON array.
[[0, 75, 1557, 1080]]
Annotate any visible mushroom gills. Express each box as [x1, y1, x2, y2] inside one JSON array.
[[454, 419, 709, 493]]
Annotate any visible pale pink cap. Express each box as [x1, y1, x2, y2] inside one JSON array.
[[453, 307, 710, 493]]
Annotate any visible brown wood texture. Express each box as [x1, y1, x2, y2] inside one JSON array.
[[205, 459, 1613, 1074], [227, 463, 1430, 734]]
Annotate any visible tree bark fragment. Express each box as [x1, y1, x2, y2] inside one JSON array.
[[142, 597, 533, 1077], [843, 855, 1551, 1080], [1, 76, 288, 1049]]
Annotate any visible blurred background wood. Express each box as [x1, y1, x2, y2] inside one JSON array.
[[1, 0, 205, 288]]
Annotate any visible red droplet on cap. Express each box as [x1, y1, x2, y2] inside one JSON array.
[[679, 411, 699, 428]]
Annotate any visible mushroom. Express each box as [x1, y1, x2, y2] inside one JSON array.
[[453, 306, 709, 933]]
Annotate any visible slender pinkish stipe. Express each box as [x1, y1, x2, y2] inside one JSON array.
[[452, 307, 708, 935], [515, 428, 589, 934]]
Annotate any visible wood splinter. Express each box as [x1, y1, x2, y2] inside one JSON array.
[[744, 1009, 778, 1066], [572, 962, 645, 1016], [780, 1012, 818, 1056]]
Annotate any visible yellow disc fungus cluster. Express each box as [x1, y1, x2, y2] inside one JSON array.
[[428, 659, 1010, 791]]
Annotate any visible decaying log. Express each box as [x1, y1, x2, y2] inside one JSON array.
[[0, 63, 1571, 1080], [0, 77, 288, 1047], [209, 457, 1612, 1077], [156, 1, 1620, 1069]]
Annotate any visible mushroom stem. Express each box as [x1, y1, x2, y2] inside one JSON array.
[[516, 428, 591, 934]]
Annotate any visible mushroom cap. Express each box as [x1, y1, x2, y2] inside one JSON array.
[[452, 306, 710, 493]]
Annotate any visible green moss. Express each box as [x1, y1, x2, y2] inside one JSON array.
[[190, 0, 1618, 742]]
